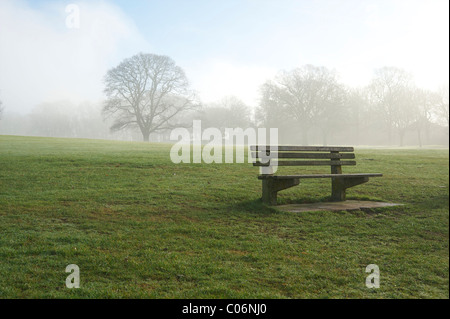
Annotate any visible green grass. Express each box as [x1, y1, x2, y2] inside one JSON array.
[[0, 135, 448, 298]]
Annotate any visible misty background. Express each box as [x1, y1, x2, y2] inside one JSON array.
[[0, 0, 448, 146]]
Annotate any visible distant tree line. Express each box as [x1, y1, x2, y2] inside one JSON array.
[[255, 65, 449, 147], [1, 52, 448, 147], [0, 101, 141, 141]]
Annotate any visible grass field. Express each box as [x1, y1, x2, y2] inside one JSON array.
[[0, 135, 448, 298]]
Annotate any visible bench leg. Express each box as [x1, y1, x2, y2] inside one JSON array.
[[262, 178, 300, 205], [262, 180, 277, 205], [331, 176, 370, 201]]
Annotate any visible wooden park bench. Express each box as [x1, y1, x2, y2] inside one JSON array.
[[251, 145, 382, 205]]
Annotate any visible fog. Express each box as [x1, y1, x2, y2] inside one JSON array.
[[0, 0, 448, 146]]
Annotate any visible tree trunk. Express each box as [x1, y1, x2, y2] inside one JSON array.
[[424, 122, 431, 144], [417, 128, 423, 148], [142, 129, 150, 142], [399, 129, 405, 147]]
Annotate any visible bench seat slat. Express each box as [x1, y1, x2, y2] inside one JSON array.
[[258, 173, 383, 180], [252, 152, 355, 159], [250, 145, 354, 152], [253, 160, 356, 166]]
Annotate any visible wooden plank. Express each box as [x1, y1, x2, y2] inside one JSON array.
[[250, 145, 354, 152], [258, 173, 383, 179], [253, 160, 356, 167], [251, 152, 355, 159]]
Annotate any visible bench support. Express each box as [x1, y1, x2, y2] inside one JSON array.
[[262, 178, 300, 205], [331, 176, 369, 201]]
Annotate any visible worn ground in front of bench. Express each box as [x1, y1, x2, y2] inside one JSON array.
[[276, 200, 403, 213]]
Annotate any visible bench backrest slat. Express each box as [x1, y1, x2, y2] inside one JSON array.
[[254, 160, 356, 167], [251, 152, 355, 159], [250, 146, 354, 152], [250, 145, 356, 171]]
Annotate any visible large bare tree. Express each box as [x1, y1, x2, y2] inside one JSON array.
[[103, 53, 197, 141], [411, 88, 441, 147], [258, 65, 345, 145], [368, 67, 416, 146]]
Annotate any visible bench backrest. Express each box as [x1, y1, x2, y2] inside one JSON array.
[[250, 145, 356, 174]]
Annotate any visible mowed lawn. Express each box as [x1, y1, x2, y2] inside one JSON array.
[[0, 135, 448, 299]]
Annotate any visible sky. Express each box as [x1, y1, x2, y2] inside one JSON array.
[[0, 0, 448, 114]]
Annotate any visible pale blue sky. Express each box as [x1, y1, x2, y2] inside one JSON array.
[[0, 0, 448, 113]]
